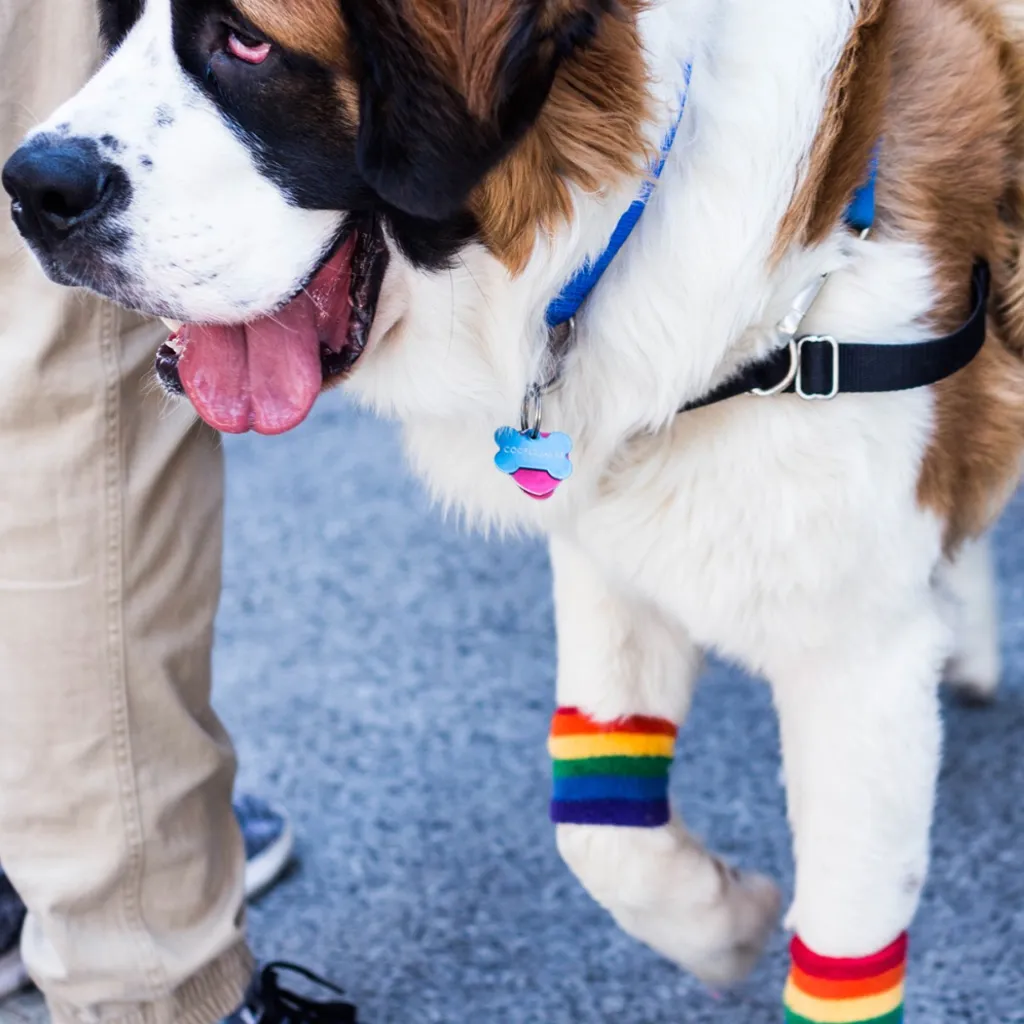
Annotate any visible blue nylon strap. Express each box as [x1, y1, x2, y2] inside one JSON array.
[[545, 63, 694, 329], [544, 61, 879, 331], [844, 147, 879, 235]]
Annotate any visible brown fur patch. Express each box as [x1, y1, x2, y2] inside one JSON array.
[[776, 0, 1024, 548], [877, 0, 1024, 547], [235, 0, 347, 67], [470, 1, 652, 272], [920, 328, 1024, 544], [773, 0, 894, 257]]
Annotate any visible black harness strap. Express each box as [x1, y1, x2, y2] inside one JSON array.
[[680, 260, 990, 414]]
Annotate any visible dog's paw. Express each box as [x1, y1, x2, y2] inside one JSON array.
[[613, 867, 781, 988], [944, 649, 1001, 706], [682, 870, 781, 987]]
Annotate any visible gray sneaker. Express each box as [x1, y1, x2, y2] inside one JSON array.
[[0, 795, 295, 1002], [237, 795, 295, 900]]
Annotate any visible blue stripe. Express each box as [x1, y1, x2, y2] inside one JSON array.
[[553, 774, 669, 803], [551, 798, 671, 828]]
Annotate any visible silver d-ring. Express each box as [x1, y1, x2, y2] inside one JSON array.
[[750, 340, 798, 397], [520, 384, 544, 437]]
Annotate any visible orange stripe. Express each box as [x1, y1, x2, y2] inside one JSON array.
[[784, 979, 904, 1023], [551, 709, 678, 738], [790, 963, 905, 1001]]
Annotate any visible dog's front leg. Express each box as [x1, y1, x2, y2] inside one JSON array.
[[771, 604, 947, 1022], [548, 537, 780, 987]]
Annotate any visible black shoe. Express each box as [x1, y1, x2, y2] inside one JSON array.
[[0, 869, 28, 998], [225, 963, 358, 1024]]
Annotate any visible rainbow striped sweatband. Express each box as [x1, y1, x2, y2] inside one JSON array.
[[784, 933, 907, 1024], [548, 707, 676, 827]]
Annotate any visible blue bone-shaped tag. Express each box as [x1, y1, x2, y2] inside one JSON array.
[[493, 427, 574, 480]]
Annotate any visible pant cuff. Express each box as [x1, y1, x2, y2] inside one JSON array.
[[46, 943, 255, 1024]]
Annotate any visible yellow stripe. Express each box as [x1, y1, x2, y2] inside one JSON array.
[[548, 733, 676, 760], [783, 980, 904, 1023]]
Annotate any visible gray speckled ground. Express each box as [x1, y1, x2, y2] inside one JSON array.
[[6, 396, 1024, 1024]]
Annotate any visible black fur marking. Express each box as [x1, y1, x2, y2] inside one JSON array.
[[155, 105, 176, 128], [168, 0, 475, 268], [155, 344, 185, 395], [345, 0, 609, 221], [98, 0, 145, 49], [167, 0, 604, 267]]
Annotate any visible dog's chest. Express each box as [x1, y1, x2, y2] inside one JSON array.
[[569, 391, 944, 669]]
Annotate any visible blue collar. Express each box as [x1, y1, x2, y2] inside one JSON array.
[[544, 67, 879, 331], [845, 147, 878, 236], [545, 63, 694, 330]]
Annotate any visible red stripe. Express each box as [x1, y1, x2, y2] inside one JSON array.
[[790, 934, 908, 982], [553, 707, 678, 738]]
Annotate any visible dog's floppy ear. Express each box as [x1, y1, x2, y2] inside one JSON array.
[[345, 0, 615, 221]]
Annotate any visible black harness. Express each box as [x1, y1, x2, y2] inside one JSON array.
[[680, 260, 990, 413]]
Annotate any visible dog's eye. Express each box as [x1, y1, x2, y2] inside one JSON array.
[[226, 30, 271, 65]]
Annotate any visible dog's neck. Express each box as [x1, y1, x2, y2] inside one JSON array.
[[550, 0, 869, 421], [351, 0, 876, 529]]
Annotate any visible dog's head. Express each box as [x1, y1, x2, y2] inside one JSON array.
[[3, 0, 654, 433]]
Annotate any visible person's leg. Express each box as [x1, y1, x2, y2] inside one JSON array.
[[0, 794, 295, 1003], [0, 3, 253, 1021]]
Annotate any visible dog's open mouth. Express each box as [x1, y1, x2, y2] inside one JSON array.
[[155, 216, 388, 435]]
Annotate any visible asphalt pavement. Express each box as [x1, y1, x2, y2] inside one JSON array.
[[6, 395, 1023, 1023]]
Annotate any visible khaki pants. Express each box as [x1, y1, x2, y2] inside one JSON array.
[[0, 3, 252, 1022]]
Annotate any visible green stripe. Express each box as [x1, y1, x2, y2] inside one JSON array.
[[784, 1007, 903, 1024], [553, 756, 672, 778]]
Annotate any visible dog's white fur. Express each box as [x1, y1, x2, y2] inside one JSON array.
[[35, 0, 344, 320], [29, 0, 1007, 979]]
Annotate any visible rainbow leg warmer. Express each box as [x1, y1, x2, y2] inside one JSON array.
[[784, 933, 907, 1024], [548, 707, 676, 827]]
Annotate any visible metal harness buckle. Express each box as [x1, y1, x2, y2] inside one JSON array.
[[750, 272, 829, 400], [796, 335, 840, 400], [750, 341, 798, 397]]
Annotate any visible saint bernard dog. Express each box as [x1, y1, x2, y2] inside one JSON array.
[[6, 0, 1024, 1009]]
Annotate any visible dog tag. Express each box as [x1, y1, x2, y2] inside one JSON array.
[[494, 426, 573, 500]]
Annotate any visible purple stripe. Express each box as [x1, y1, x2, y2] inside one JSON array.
[[551, 798, 670, 828]]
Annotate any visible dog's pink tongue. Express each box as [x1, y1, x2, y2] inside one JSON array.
[[175, 238, 355, 435], [177, 300, 322, 436]]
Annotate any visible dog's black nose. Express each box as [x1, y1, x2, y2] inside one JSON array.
[[2, 136, 117, 244]]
